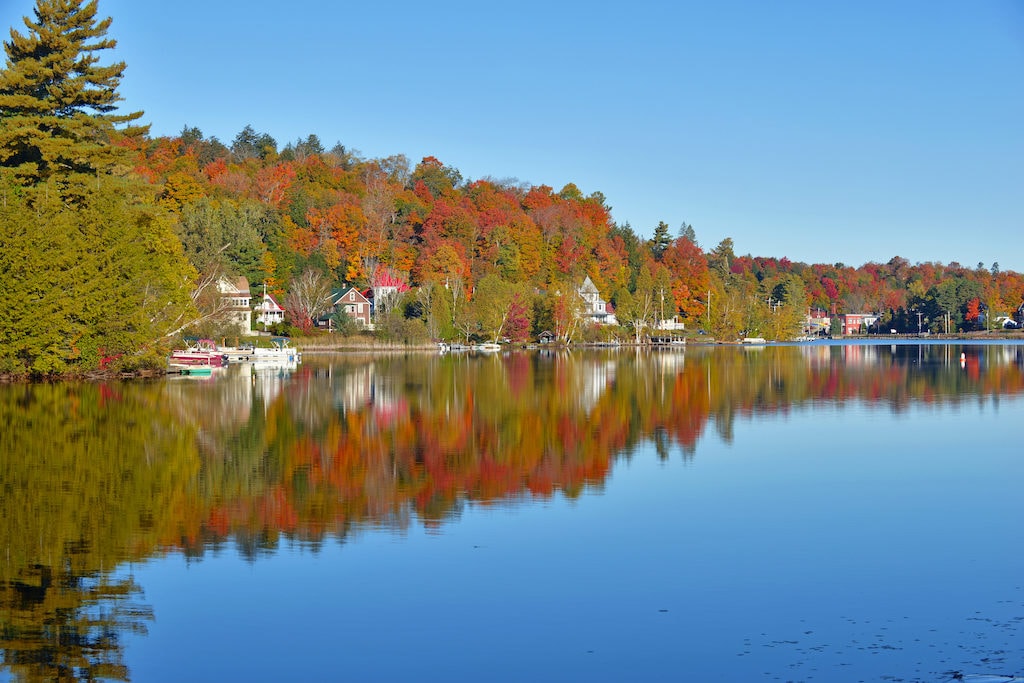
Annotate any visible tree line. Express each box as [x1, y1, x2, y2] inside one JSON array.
[[2, 1, 1022, 377]]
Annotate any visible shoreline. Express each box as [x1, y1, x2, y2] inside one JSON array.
[[3, 331, 1022, 383]]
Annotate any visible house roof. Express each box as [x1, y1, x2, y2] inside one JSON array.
[[260, 291, 284, 312], [218, 275, 250, 296], [579, 275, 599, 294], [371, 266, 410, 292], [333, 286, 370, 303]]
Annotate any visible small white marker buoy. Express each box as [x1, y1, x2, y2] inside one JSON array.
[[960, 352, 966, 362]]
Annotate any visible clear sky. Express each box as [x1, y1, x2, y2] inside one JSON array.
[[4, 0, 1022, 271]]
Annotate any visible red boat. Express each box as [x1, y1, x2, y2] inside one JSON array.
[[169, 338, 229, 367]]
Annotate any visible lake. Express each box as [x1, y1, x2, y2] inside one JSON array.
[[1, 341, 1022, 682]]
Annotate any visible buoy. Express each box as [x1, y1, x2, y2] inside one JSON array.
[[960, 352, 966, 362]]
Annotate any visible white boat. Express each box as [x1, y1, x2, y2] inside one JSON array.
[[474, 342, 501, 352], [221, 337, 301, 365]]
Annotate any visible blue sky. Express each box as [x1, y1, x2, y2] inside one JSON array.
[[4, 0, 1022, 271]]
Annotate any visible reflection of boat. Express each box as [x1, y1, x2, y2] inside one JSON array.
[[170, 365, 218, 377], [170, 338, 228, 367]]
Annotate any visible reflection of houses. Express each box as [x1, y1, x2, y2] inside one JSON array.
[[255, 285, 285, 328], [330, 286, 372, 328], [218, 276, 252, 334], [337, 364, 374, 412], [579, 276, 617, 325], [840, 313, 878, 335], [576, 358, 616, 414]]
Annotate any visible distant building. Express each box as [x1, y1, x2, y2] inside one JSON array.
[[255, 285, 285, 328], [218, 276, 252, 334], [807, 309, 830, 336], [371, 267, 410, 320], [578, 276, 617, 325], [840, 313, 878, 335], [330, 286, 372, 328]]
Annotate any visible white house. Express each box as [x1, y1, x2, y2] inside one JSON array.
[[255, 284, 286, 328], [578, 276, 617, 325], [218, 276, 252, 334], [370, 267, 410, 320]]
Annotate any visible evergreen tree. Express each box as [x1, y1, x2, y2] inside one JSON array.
[[0, 176, 197, 376], [649, 221, 672, 260], [679, 221, 697, 245], [0, 0, 147, 186]]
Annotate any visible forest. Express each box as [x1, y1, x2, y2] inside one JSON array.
[[2, 1, 1023, 378]]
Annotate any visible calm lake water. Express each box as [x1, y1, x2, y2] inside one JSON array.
[[2, 341, 1023, 682]]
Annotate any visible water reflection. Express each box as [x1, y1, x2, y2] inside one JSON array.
[[1, 344, 1023, 680]]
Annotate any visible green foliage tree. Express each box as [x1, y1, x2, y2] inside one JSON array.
[[679, 222, 697, 245], [707, 238, 735, 277], [0, 0, 146, 187], [609, 222, 644, 292], [762, 273, 808, 339], [230, 124, 276, 162], [472, 274, 513, 342], [0, 177, 196, 375], [649, 221, 672, 261], [176, 197, 269, 282], [411, 156, 462, 197], [617, 263, 658, 343]]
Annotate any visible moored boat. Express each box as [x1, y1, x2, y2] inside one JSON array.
[[170, 338, 228, 367], [220, 337, 300, 366]]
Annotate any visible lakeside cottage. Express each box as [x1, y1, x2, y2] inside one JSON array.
[[255, 285, 286, 328], [330, 287, 373, 328], [579, 276, 617, 326], [218, 276, 252, 334]]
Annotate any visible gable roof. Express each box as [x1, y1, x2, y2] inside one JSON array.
[[218, 275, 250, 296], [259, 290, 284, 312], [333, 286, 370, 304]]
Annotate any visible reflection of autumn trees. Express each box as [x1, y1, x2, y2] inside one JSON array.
[[163, 346, 1024, 554], [0, 568, 151, 683], [0, 383, 193, 681], [4, 346, 1023, 678], [5, 345, 1024, 566]]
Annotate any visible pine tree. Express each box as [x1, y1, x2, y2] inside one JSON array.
[[649, 221, 672, 261], [0, 0, 147, 185], [0, 176, 197, 376]]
